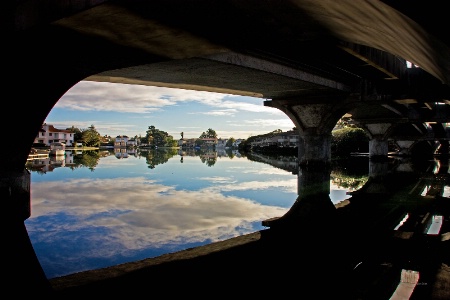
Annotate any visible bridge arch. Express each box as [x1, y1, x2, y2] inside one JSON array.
[[4, 1, 450, 295], [5, 0, 450, 172]]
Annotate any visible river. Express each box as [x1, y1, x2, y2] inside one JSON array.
[[24, 148, 446, 280]]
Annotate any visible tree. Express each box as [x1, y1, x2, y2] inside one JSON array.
[[67, 126, 83, 143], [335, 116, 355, 129], [82, 125, 101, 147], [195, 138, 205, 147], [165, 135, 178, 147], [226, 137, 236, 148], [199, 128, 217, 139], [180, 132, 184, 139], [331, 127, 369, 156], [145, 125, 175, 147]]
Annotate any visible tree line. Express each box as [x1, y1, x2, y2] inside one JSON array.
[[64, 125, 226, 148], [66, 121, 369, 156]]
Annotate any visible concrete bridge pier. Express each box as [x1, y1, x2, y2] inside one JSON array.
[[369, 136, 389, 158], [1, 169, 53, 296], [360, 123, 393, 160], [297, 131, 332, 167], [262, 97, 344, 230], [369, 160, 390, 179], [263, 163, 336, 231], [394, 140, 415, 156], [296, 162, 331, 197], [264, 99, 347, 166]]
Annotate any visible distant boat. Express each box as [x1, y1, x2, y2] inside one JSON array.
[[49, 142, 66, 156]]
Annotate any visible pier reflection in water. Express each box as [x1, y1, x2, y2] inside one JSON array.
[[23, 149, 449, 297], [261, 155, 449, 299]]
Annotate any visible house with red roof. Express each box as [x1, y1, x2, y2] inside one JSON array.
[[33, 123, 74, 147]]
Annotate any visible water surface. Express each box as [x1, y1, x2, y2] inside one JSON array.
[[25, 149, 366, 279]]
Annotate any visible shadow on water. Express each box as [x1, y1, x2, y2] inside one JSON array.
[[9, 154, 450, 298]]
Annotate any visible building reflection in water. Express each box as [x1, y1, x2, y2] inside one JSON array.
[[25, 151, 74, 173]]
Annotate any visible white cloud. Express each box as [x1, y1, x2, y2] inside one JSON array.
[[28, 177, 288, 254], [48, 120, 138, 135], [226, 118, 294, 128], [47, 81, 295, 139], [195, 109, 238, 116], [57, 81, 284, 115]]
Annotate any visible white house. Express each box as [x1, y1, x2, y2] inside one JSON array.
[[114, 135, 138, 148], [114, 135, 129, 147], [216, 138, 228, 148], [34, 123, 74, 146]]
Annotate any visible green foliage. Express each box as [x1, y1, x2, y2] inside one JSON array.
[[165, 136, 178, 147], [226, 137, 236, 148], [145, 125, 175, 147], [226, 149, 235, 158], [200, 155, 217, 166], [199, 128, 217, 139], [140, 148, 178, 169], [195, 139, 205, 146], [331, 127, 369, 156], [82, 125, 101, 147], [72, 150, 101, 171], [67, 126, 83, 142], [331, 172, 369, 191]]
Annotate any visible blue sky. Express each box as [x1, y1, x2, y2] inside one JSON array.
[[45, 81, 295, 140]]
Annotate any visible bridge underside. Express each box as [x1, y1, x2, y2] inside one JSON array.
[[4, 1, 450, 296], [5, 0, 450, 171]]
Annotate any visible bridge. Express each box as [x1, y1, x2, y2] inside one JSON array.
[[4, 0, 450, 171], [3, 0, 450, 296]]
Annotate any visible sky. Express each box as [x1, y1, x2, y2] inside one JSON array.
[[45, 80, 295, 140]]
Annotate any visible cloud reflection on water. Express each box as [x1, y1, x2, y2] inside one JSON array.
[[27, 175, 290, 277]]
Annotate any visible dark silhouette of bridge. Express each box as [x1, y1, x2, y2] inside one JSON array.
[[3, 1, 450, 297]]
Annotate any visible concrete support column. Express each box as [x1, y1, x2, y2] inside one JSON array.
[[297, 163, 331, 197], [264, 100, 343, 166], [369, 137, 389, 158], [263, 164, 336, 231], [1, 169, 52, 294], [364, 123, 392, 159], [369, 160, 389, 179], [395, 140, 415, 156], [1, 169, 32, 221], [298, 132, 332, 166], [349, 160, 390, 196]]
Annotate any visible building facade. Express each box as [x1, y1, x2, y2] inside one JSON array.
[[33, 124, 74, 146], [250, 130, 299, 148], [114, 135, 138, 148], [114, 135, 129, 147]]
